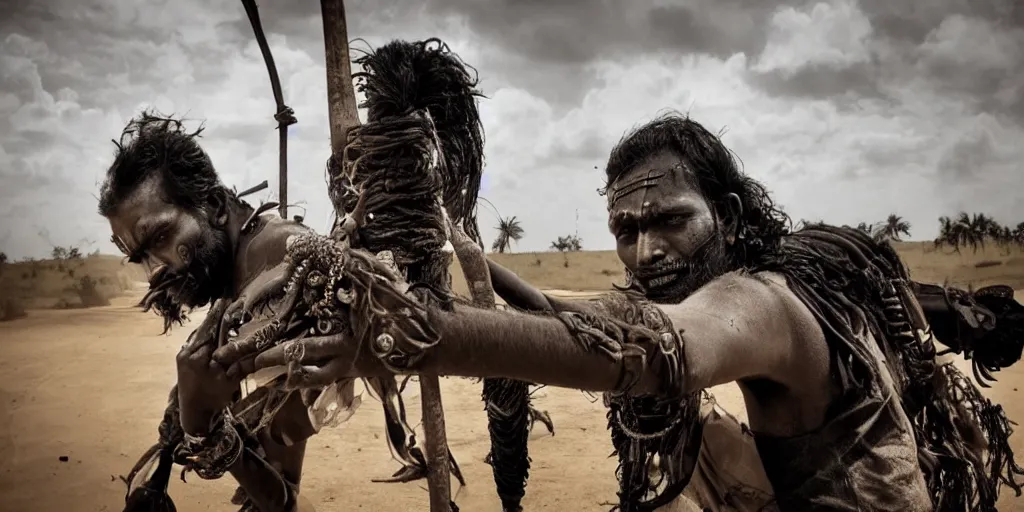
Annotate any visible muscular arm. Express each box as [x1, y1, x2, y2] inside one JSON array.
[[244, 239, 822, 401], [419, 271, 821, 395]]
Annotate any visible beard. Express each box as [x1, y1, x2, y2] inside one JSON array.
[[140, 227, 231, 333], [628, 231, 732, 304]]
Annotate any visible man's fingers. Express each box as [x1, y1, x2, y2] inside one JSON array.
[[218, 299, 246, 348], [213, 338, 254, 366], [284, 359, 350, 390], [254, 336, 349, 370], [225, 354, 257, 380], [187, 343, 214, 363]]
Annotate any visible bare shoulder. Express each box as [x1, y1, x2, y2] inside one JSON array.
[[682, 271, 807, 320], [666, 270, 828, 391], [256, 215, 311, 242], [234, 216, 311, 293], [248, 216, 311, 261]]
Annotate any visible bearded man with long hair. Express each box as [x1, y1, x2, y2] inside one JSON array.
[[101, 112, 446, 512]]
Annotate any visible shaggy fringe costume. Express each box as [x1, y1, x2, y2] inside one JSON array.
[[750, 225, 1023, 510], [587, 223, 1023, 511], [329, 38, 540, 511], [582, 294, 706, 512]]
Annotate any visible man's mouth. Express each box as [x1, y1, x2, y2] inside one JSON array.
[[646, 273, 680, 288], [635, 260, 688, 286]]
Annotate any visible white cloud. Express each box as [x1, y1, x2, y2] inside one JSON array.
[[755, 0, 874, 74]]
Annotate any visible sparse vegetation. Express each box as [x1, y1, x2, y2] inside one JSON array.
[[934, 212, 1024, 254], [550, 234, 583, 252], [879, 214, 911, 242], [844, 214, 911, 243], [0, 246, 143, 321], [550, 234, 584, 267], [491, 216, 525, 254]]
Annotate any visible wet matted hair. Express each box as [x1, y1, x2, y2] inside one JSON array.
[[99, 110, 225, 217]]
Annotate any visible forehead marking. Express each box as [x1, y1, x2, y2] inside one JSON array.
[[608, 160, 690, 210], [608, 168, 665, 208]]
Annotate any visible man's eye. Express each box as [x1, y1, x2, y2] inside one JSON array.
[[664, 214, 691, 226], [150, 232, 171, 247], [616, 228, 638, 242]]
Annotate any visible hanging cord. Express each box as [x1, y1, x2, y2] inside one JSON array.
[[241, 0, 298, 219]]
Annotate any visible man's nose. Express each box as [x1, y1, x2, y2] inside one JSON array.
[[637, 232, 667, 267], [144, 260, 168, 281]]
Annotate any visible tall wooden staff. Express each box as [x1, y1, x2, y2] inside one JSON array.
[[240, 0, 296, 219], [320, 1, 454, 510]]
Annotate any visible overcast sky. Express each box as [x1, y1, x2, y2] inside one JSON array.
[[0, 0, 1021, 259]]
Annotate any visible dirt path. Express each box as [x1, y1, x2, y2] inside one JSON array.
[[0, 293, 1022, 511]]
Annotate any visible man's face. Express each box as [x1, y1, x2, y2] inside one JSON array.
[[607, 150, 731, 302], [105, 175, 230, 326]]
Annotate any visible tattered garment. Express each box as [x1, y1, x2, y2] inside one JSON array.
[[750, 225, 1020, 511]]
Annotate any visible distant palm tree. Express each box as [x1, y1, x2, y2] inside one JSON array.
[[935, 215, 955, 250], [491, 216, 525, 253], [935, 212, 984, 253], [878, 214, 911, 242], [1012, 222, 1024, 248]]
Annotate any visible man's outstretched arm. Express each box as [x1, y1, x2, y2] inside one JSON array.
[[422, 271, 822, 393], [244, 267, 820, 398]]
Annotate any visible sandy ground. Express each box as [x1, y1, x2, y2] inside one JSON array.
[[1, 290, 1023, 511]]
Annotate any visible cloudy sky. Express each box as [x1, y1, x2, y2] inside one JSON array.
[[0, 0, 1021, 259]]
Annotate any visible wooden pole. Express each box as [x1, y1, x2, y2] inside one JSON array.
[[240, 0, 296, 219], [319, 1, 452, 510], [278, 127, 288, 218], [320, 0, 360, 156]]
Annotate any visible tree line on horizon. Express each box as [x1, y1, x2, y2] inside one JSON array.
[[486, 212, 1024, 255]]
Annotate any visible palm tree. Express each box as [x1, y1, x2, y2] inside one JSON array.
[[878, 214, 911, 242], [967, 213, 998, 252], [935, 216, 955, 250], [491, 216, 524, 253], [994, 225, 1014, 253], [1012, 222, 1024, 248], [935, 212, 985, 253]]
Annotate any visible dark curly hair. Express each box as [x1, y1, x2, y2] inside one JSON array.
[[98, 110, 227, 217], [603, 112, 790, 267]]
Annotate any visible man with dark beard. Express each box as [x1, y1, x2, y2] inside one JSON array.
[[213, 113, 1023, 511], [100, 111, 437, 512], [100, 111, 322, 512]]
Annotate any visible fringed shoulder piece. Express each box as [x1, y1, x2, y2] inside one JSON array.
[[754, 224, 1023, 511]]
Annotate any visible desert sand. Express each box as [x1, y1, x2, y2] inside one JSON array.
[[0, 244, 1022, 511]]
